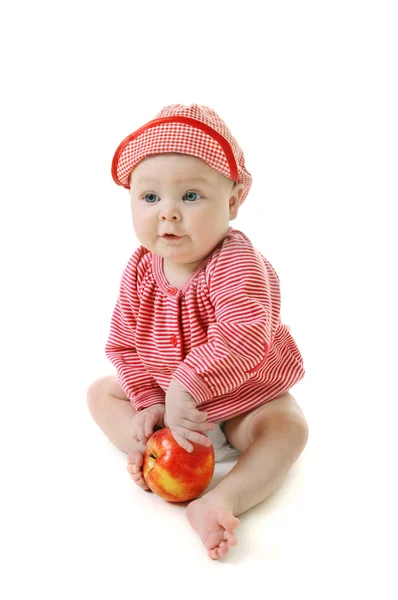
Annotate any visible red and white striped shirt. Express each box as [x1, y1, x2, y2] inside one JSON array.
[[105, 227, 305, 423]]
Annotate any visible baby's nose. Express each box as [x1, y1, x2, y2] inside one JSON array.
[[160, 201, 181, 219]]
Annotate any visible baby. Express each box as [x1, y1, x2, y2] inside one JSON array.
[[87, 104, 309, 560]]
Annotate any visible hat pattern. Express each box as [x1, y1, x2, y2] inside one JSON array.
[[112, 104, 252, 206]]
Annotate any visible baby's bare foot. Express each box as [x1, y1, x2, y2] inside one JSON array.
[[186, 497, 240, 560], [127, 439, 152, 492]]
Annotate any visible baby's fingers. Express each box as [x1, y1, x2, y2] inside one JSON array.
[[137, 414, 156, 444], [144, 412, 158, 438], [185, 430, 213, 448], [191, 420, 216, 433], [189, 408, 210, 423], [171, 430, 195, 453], [136, 420, 147, 444], [186, 409, 216, 433], [172, 426, 213, 451]]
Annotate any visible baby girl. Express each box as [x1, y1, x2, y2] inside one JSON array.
[[87, 103, 308, 560]]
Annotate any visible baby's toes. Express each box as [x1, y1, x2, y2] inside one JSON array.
[[208, 541, 229, 560], [127, 462, 136, 474], [218, 541, 230, 557], [127, 461, 142, 479], [127, 464, 141, 479], [130, 470, 150, 490], [127, 446, 150, 491], [224, 530, 238, 546], [128, 466, 151, 491], [127, 449, 144, 467], [132, 472, 148, 487]]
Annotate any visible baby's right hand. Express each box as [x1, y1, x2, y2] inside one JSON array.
[[131, 403, 166, 446]]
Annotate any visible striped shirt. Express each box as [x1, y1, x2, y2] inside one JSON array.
[[105, 226, 305, 423]]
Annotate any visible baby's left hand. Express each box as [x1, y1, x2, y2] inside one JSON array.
[[165, 379, 215, 452]]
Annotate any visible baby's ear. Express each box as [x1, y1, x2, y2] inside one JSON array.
[[229, 183, 244, 217]]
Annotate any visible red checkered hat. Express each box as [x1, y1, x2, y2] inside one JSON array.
[[111, 104, 252, 206]]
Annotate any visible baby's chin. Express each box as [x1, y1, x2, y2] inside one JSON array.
[[140, 233, 213, 264], [157, 241, 209, 265]]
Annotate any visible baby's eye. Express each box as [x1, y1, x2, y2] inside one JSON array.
[[183, 191, 201, 202], [143, 193, 159, 203]]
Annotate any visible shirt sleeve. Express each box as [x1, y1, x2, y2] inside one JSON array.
[[172, 239, 280, 404], [105, 253, 166, 412]]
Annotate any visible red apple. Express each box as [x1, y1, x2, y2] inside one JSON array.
[[143, 427, 215, 503]]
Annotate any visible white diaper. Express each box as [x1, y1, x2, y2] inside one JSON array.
[[207, 422, 242, 462]]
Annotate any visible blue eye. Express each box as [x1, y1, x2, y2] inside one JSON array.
[[144, 193, 159, 203], [183, 191, 201, 202]]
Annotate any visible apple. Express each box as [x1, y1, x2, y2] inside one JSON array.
[[143, 427, 215, 503]]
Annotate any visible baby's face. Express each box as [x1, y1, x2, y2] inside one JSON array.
[[129, 153, 242, 270]]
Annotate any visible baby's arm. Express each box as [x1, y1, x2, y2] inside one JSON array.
[[105, 255, 166, 412], [171, 242, 278, 403]]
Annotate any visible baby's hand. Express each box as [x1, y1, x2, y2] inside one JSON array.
[[165, 379, 215, 453], [131, 403, 166, 446]]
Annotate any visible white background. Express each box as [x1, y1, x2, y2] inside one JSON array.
[[1, 1, 397, 598]]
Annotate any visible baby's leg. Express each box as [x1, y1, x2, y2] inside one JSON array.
[[86, 375, 149, 491], [187, 391, 309, 559]]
